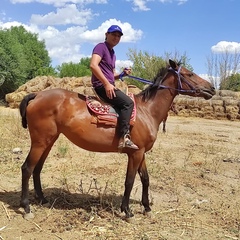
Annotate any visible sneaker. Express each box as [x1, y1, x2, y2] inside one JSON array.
[[124, 138, 139, 149], [118, 134, 139, 150]]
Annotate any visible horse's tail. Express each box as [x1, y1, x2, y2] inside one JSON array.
[[19, 93, 37, 129]]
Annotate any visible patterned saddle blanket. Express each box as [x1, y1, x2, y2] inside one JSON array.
[[86, 93, 136, 127]]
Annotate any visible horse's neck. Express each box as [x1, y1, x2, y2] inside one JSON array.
[[140, 89, 176, 125]]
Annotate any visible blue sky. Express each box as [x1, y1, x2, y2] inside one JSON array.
[[1, 0, 240, 77]]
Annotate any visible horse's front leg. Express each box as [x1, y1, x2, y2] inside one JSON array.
[[121, 151, 143, 218], [138, 155, 151, 214]]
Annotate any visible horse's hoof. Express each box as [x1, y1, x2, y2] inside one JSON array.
[[143, 210, 152, 218], [124, 216, 135, 223], [24, 212, 35, 220], [41, 202, 51, 208]]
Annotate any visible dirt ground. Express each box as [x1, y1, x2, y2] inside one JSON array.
[[0, 107, 240, 240]]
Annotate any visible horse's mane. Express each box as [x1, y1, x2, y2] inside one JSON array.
[[137, 65, 169, 102], [137, 60, 182, 101]]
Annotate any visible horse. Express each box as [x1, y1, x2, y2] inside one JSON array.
[[19, 59, 215, 220]]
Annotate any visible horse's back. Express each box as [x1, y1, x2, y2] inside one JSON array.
[[27, 88, 85, 113], [31, 88, 83, 104], [26, 89, 87, 129]]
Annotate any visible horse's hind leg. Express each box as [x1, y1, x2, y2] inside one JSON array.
[[20, 135, 58, 218], [20, 148, 44, 216], [33, 135, 59, 204], [138, 155, 151, 214]]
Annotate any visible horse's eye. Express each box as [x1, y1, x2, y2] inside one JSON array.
[[189, 73, 194, 77]]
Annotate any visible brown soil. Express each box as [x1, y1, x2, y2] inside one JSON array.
[[0, 107, 240, 240]]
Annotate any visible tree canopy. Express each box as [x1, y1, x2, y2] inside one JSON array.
[[0, 26, 52, 98], [220, 73, 240, 91], [57, 58, 91, 78]]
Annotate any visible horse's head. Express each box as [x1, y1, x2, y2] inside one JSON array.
[[167, 59, 215, 100]]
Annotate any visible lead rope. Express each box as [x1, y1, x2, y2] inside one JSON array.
[[120, 67, 199, 94]]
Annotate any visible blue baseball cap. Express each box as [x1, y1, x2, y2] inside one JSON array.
[[107, 25, 123, 35]]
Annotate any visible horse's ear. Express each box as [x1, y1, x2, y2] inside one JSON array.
[[169, 59, 177, 70]]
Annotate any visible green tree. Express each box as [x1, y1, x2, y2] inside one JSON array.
[[126, 49, 166, 89], [0, 26, 52, 98], [220, 73, 240, 91], [9, 26, 51, 79], [57, 58, 91, 77], [36, 66, 57, 76]]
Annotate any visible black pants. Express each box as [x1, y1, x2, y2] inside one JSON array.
[[94, 86, 134, 138]]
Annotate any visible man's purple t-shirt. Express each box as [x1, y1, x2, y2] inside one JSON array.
[[91, 42, 116, 88]]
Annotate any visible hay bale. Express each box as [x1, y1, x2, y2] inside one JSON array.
[[174, 96, 188, 105], [219, 90, 239, 99], [8, 101, 20, 109], [197, 98, 212, 108], [213, 105, 225, 113], [81, 76, 91, 87], [215, 112, 227, 119], [223, 98, 239, 106], [211, 95, 223, 100], [127, 85, 141, 94], [5, 91, 28, 104], [84, 87, 95, 96], [72, 86, 86, 94], [225, 105, 238, 114], [211, 99, 223, 106], [177, 109, 191, 117]]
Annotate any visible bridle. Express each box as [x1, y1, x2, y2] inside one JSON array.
[[120, 66, 201, 95], [161, 67, 201, 95]]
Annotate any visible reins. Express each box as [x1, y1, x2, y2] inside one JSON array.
[[119, 72, 153, 85], [120, 66, 200, 95]]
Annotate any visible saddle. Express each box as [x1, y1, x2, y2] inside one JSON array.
[[86, 93, 136, 127]]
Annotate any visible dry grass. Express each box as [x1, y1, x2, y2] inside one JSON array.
[[0, 107, 240, 240]]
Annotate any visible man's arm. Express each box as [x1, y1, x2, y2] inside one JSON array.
[[90, 54, 116, 99]]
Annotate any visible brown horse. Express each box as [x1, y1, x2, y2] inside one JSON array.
[[19, 59, 215, 220]]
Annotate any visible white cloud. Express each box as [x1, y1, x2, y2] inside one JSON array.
[[36, 25, 90, 64], [211, 41, 240, 53], [132, 0, 151, 11], [30, 4, 94, 26], [81, 19, 143, 43], [177, 0, 188, 5], [199, 73, 214, 83], [127, 0, 188, 11], [159, 0, 188, 4], [116, 60, 133, 72], [0, 20, 24, 29], [10, 0, 108, 7]]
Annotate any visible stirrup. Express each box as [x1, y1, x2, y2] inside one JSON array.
[[118, 134, 139, 150]]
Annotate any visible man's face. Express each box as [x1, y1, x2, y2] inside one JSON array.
[[106, 31, 122, 47]]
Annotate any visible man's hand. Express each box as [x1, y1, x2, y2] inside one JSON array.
[[124, 67, 132, 76], [104, 83, 116, 99]]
